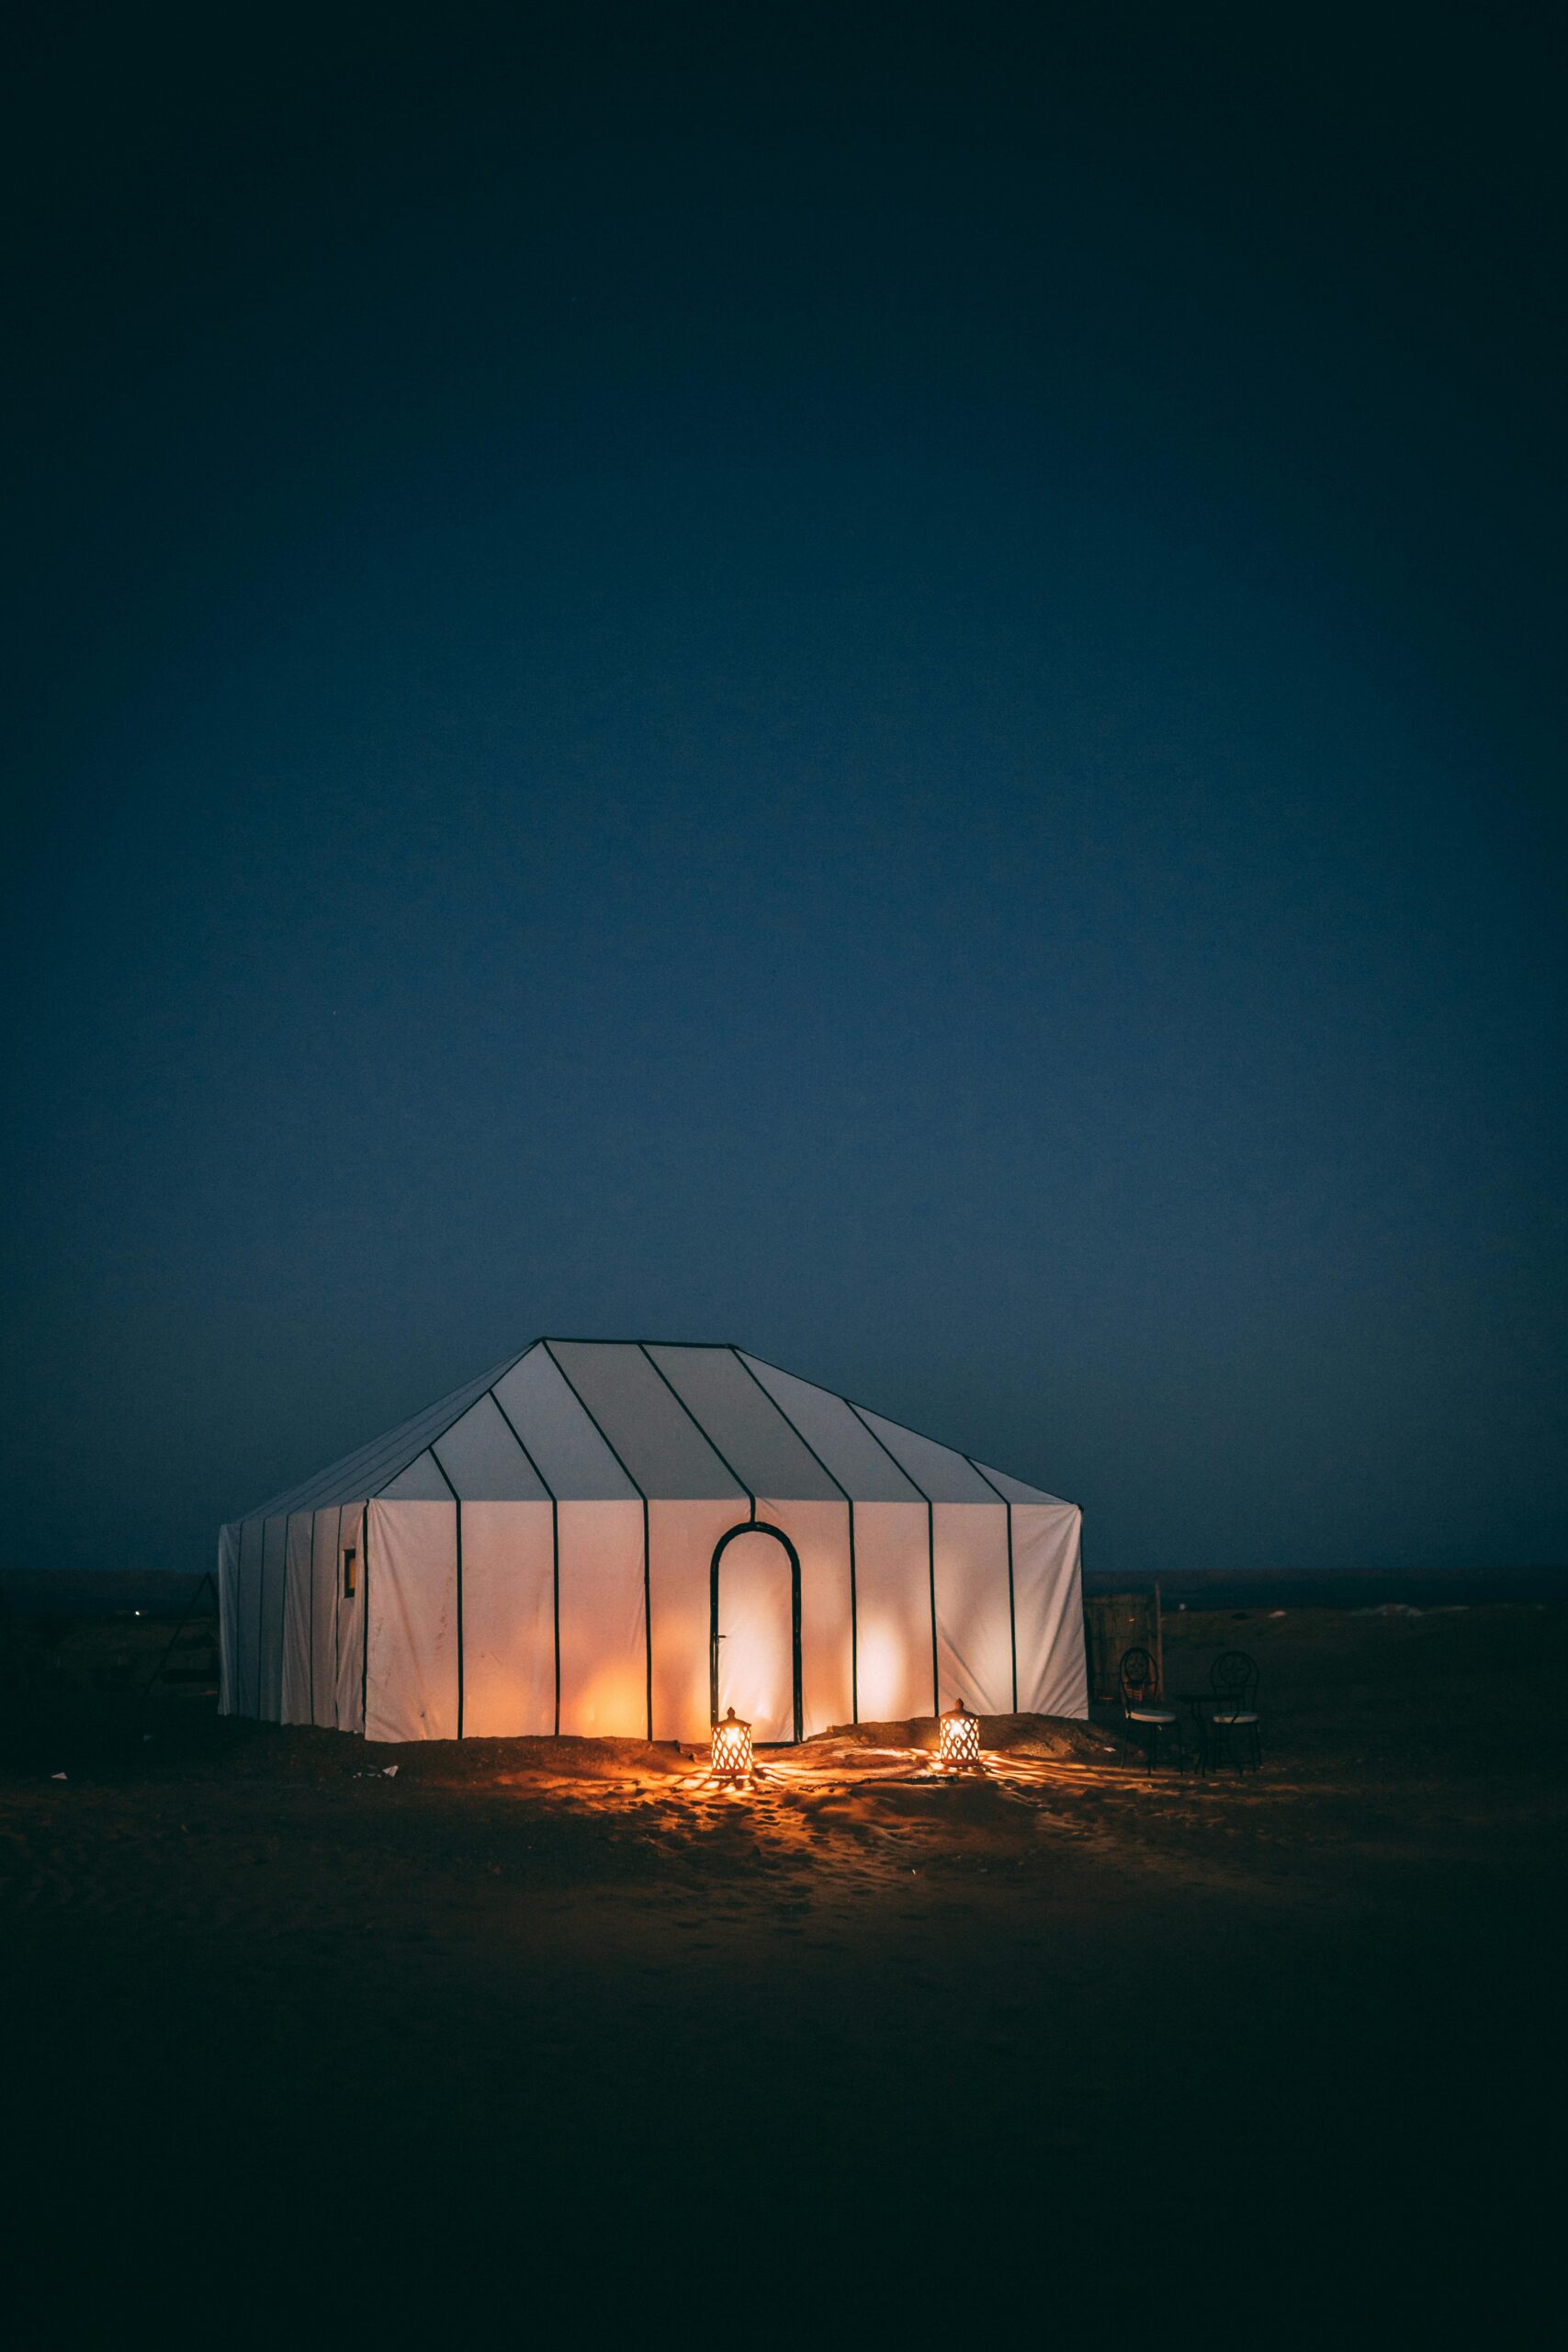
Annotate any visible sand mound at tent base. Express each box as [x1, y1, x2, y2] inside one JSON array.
[[800, 1712, 1114, 1765], [350, 1714, 1113, 1784]]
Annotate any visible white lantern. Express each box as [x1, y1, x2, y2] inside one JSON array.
[[710, 1706, 753, 1781], [937, 1701, 982, 1768]]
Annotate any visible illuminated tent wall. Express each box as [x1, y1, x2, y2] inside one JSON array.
[[218, 1340, 1087, 1745]]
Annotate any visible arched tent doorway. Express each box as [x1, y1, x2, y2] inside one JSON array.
[[710, 1521, 803, 1744]]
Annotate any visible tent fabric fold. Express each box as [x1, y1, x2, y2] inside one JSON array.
[[218, 1339, 1087, 1743]]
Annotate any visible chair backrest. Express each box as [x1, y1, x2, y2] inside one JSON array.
[[1212, 1649, 1258, 1702], [1119, 1645, 1157, 1706]]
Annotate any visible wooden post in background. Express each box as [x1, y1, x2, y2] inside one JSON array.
[[1154, 1580, 1164, 1697]]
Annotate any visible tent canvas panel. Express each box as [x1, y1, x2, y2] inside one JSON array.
[[433, 1394, 549, 1500], [333, 1503, 366, 1734], [378, 1449, 455, 1502], [281, 1512, 314, 1725], [548, 1340, 746, 1503], [857, 1408, 997, 1503], [973, 1461, 1064, 1506], [757, 1496, 853, 1738], [217, 1524, 240, 1715], [234, 1517, 261, 1714], [932, 1501, 1014, 1715], [235, 1518, 258, 1716], [491, 1348, 637, 1499], [556, 1498, 646, 1738], [259, 1516, 287, 1720], [647, 1346, 840, 1500], [739, 1356, 922, 1501], [649, 1498, 745, 1745], [366, 1500, 458, 1741], [461, 1499, 556, 1737], [850, 1499, 934, 1722], [310, 1510, 338, 1726], [1013, 1503, 1088, 1717]]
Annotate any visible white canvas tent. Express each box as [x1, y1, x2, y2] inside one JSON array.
[[218, 1340, 1087, 1744]]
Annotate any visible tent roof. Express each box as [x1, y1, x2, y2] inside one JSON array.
[[236, 1340, 1070, 1520]]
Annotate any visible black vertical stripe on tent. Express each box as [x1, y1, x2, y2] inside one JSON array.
[[283, 1510, 297, 1724], [847, 1505, 858, 1723], [359, 1504, 370, 1736], [271, 1515, 285, 1722], [236, 1530, 246, 1715], [253, 1519, 265, 1719], [260, 1516, 274, 1722], [306, 1511, 315, 1725], [259, 1520, 271, 1720], [641, 1498, 651, 1734], [253, 1519, 265, 1722], [729, 1349, 861, 1724], [845, 1399, 940, 1717], [966, 1457, 1018, 1712], [246, 1523, 258, 1712], [541, 1340, 654, 1741], [278, 1516, 292, 1724], [637, 1344, 753, 1519], [217, 1529, 230, 1716], [333, 1507, 343, 1726], [428, 1450, 465, 1738], [925, 1501, 938, 1710], [318, 1514, 331, 1726], [1005, 1500, 1016, 1711], [487, 1384, 562, 1736]]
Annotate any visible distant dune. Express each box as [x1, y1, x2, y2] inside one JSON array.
[[1085, 1565, 1568, 1606]]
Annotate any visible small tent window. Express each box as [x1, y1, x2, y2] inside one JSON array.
[[342, 1548, 357, 1598]]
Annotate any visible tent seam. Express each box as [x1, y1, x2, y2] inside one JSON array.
[[486, 1384, 562, 1737], [541, 1341, 654, 1741], [426, 1446, 465, 1738], [730, 1350, 861, 1725], [636, 1344, 752, 1512], [368, 1342, 539, 1499], [965, 1455, 1019, 1712], [845, 1398, 940, 1719], [358, 1504, 370, 1736]]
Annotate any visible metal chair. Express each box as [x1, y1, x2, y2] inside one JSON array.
[[1206, 1650, 1261, 1772], [1118, 1645, 1183, 1770]]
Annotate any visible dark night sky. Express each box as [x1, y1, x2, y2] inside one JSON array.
[[5, 4, 1563, 1578]]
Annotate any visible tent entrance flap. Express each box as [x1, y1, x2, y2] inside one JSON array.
[[710, 1521, 803, 1745]]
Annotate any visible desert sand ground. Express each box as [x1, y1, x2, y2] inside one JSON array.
[[2, 1603, 1562, 2340]]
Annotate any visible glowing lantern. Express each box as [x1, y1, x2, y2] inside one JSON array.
[[938, 1702, 982, 1769], [710, 1706, 753, 1781]]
